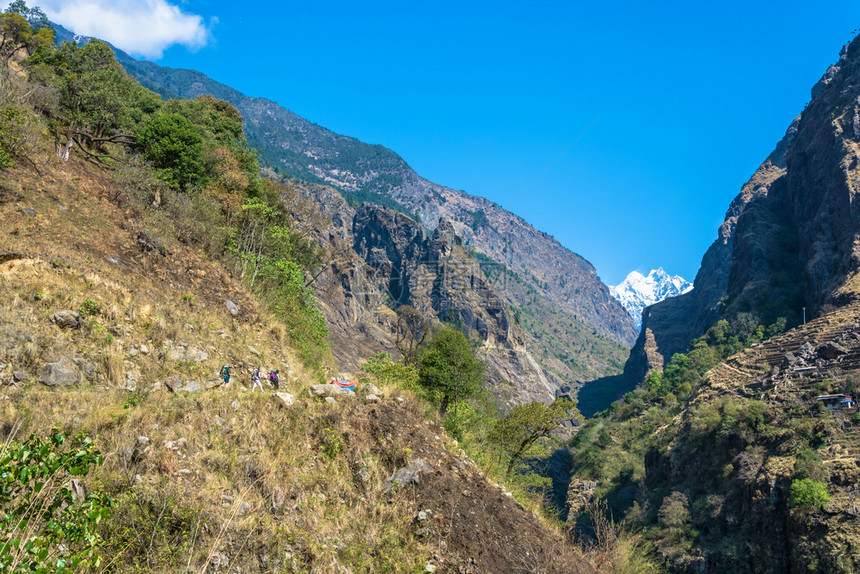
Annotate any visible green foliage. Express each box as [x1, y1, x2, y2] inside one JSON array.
[[0, 12, 32, 63], [418, 327, 486, 415], [793, 449, 827, 483], [77, 299, 100, 317], [229, 183, 327, 367], [4, 1, 50, 31], [789, 478, 830, 510], [0, 431, 113, 573], [0, 108, 25, 169], [362, 353, 419, 391], [489, 398, 580, 476], [137, 113, 206, 190]]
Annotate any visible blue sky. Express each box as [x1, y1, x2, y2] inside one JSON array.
[[21, 0, 860, 285]]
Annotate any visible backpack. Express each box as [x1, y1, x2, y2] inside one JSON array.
[[220, 365, 230, 376]]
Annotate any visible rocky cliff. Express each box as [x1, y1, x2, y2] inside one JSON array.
[[287, 177, 621, 404], [624, 38, 860, 385]]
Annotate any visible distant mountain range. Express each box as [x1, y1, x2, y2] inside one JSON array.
[[610, 268, 692, 329]]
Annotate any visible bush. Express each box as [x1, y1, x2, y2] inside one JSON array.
[[789, 478, 830, 510], [0, 431, 113, 573]]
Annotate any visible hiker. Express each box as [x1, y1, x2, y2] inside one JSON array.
[[251, 367, 263, 392], [219, 364, 231, 386], [269, 369, 280, 390]]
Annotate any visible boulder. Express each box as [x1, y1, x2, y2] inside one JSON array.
[[310, 384, 342, 398], [364, 383, 382, 396], [164, 375, 202, 393], [248, 346, 262, 357], [38, 357, 81, 386], [50, 310, 81, 329], [274, 392, 295, 407], [384, 458, 433, 492], [225, 300, 239, 317], [166, 343, 209, 363], [366, 394, 380, 403]]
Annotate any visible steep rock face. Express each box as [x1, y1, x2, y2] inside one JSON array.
[[296, 182, 563, 404], [109, 47, 637, 350], [626, 36, 860, 387], [623, 117, 798, 384]]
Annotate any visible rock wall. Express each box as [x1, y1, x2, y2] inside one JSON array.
[[623, 38, 860, 385]]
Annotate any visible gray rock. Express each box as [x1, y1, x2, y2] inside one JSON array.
[[72, 358, 97, 381], [50, 310, 81, 329], [12, 371, 28, 382], [166, 345, 209, 363], [23, 207, 37, 216], [121, 372, 137, 392], [237, 501, 251, 516], [366, 394, 380, 403], [364, 383, 382, 396], [248, 345, 262, 357], [310, 384, 342, 398], [274, 392, 295, 407], [384, 458, 433, 492], [225, 300, 239, 317], [324, 396, 336, 404], [38, 357, 81, 386], [797, 342, 816, 360], [105, 255, 126, 269], [164, 376, 202, 393]]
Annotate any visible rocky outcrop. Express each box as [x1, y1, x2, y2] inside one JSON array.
[[308, 187, 565, 404], [624, 36, 860, 385]]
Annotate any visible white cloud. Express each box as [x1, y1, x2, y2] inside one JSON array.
[[5, 0, 211, 59]]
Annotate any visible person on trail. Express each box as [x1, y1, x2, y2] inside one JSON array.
[[219, 365, 231, 386], [269, 369, 280, 390], [251, 367, 263, 392]]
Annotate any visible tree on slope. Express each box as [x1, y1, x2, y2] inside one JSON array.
[[418, 326, 485, 416], [490, 397, 581, 477]]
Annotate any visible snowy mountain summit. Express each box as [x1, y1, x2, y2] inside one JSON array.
[[610, 268, 693, 330]]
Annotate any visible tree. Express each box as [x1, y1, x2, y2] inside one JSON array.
[[418, 327, 485, 415], [0, 12, 32, 64], [394, 305, 429, 365], [137, 112, 205, 190], [5, 1, 50, 31], [0, 431, 113, 573], [489, 397, 581, 476]]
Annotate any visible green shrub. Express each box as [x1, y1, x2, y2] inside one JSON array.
[[0, 431, 113, 573], [78, 298, 100, 317], [789, 478, 830, 510]]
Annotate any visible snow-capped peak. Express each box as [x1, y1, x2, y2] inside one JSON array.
[[610, 268, 693, 330]]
